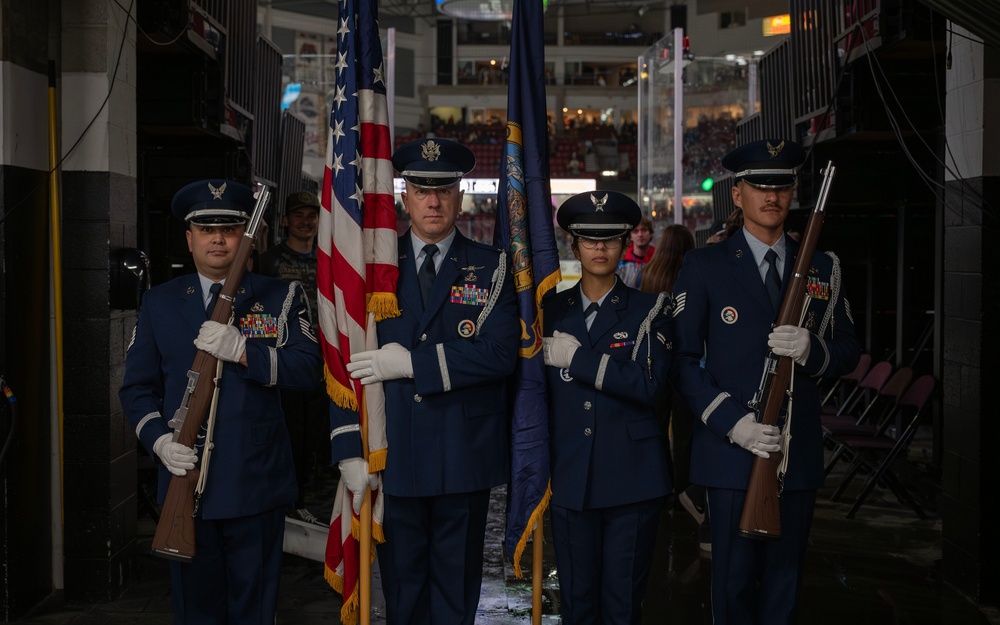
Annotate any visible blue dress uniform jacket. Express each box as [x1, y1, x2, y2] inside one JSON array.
[[545, 280, 673, 510], [671, 230, 861, 491], [373, 230, 519, 496], [119, 271, 324, 519]]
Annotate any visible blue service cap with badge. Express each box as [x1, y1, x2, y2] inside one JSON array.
[[556, 191, 642, 240], [171, 179, 253, 226], [391, 138, 476, 189], [721, 139, 806, 189]]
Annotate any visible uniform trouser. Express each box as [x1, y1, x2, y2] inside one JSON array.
[[168, 506, 286, 625], [706, 488, 816, 625], [377, 490, 491, 625], [550, 497, 663, 625]]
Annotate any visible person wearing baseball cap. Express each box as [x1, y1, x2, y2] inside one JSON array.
[[257, 189, 327, 526], [544, 190, 673, 624]]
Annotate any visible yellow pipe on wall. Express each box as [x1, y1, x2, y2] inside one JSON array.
[[47, 60, 65, 527]]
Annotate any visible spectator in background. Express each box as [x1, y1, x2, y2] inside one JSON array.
[[615, 216, 654, 287], [568, 152, 583, 175], [257, 191, 329, 525], [637, 224, 709, 550]]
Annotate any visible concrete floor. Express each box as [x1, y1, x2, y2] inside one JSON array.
[[12, 441, 1000, 625]]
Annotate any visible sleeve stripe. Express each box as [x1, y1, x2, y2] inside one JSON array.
[[135, 411, 161, 437], [436, 343, 452, 392], [701, 392, 731, 424], [595, 354, 610, 391], [331, 424, 360, 439]]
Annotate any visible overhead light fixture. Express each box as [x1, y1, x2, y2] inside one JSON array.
[[436, 0, 547, 21]]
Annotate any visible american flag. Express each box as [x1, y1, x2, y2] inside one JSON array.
[[317, 0, 397, 621]]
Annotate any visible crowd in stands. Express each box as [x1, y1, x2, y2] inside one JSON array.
[[391, 113, 734, 186]]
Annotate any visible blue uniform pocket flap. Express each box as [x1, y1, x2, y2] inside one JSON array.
[[627, 418, 662, 441]]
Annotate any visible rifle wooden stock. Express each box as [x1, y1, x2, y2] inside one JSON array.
[[738, 163, 835, 540], [151, 185, 271, 561]]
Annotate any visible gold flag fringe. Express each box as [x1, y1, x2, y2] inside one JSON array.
[[535, 271, 561, 308], [511, 481, 552, 579], [325, 366, 358, 411], [368, 448, 387, 472], [368, 291, 400, 321]]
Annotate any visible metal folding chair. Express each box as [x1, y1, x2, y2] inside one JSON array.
[[820, 361, 893, 454], [823, 366, 912, 475], [829, 374, 936, 518], [821, 353, 871, 414]]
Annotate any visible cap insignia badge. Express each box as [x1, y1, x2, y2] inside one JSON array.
[[421, 140, 441, 161], [766, 140, 785, 158], [208, 181, 227, 200], [590, 192, 608, 212], [735, 249, 744, 258], [187, 286, 196, 294]]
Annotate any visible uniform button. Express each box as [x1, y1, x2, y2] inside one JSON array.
[[419, 333, 428, 342], [583, 401, 592, 410], [584, 427, 593, 436], [414, 394, 422, 402]]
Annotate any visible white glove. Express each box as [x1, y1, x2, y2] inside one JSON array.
[[346, 343, 413, 385], [727, 414, 781, 459], [543, 331, 581, 368], [339, 458, 379, 515], [194, 321, 247, 363], [768, 324, 812, 366], [153, 433, 197, 477]]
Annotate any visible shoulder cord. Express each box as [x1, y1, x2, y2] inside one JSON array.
[[631, 292, 668, 362], [276, 281, 300, 348], [818, 251, 841, 337], [475, 251, 507, 337]]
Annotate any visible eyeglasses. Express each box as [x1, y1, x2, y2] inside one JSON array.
[[578, 237, 624, 250]]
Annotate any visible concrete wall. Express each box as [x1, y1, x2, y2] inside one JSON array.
[[941, 22, 1000, 605]]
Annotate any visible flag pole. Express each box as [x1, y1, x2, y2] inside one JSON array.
[[360, 388, 372, 625], [532, 522, 543, 625]]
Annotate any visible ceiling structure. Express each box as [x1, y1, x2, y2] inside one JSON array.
[[260, 0, 1000, 48]]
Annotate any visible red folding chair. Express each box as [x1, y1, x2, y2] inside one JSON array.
[[820, 361, 893, 453], [823, 366, 912, 475], [830, 374, 936, 518], [821, 353, 871, 414]]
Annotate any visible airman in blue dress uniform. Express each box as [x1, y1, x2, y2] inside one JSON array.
[[119, 179, 323, 624], [671, 141, 861, 624], [338, 139, 520, 625], [543, 191, 673, 625]]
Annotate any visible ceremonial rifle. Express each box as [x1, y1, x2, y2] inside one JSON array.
[[739, 163, 835, 540], [150, 184, 271, 562]]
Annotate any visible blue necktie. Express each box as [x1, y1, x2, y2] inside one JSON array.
[[418, 244, 438, 304], [206, 282, 222, 318], [764, 249, 781, 310], [585, 301, 600, 335]]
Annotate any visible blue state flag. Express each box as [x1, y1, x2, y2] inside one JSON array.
[[494, 0, 561, 578]]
